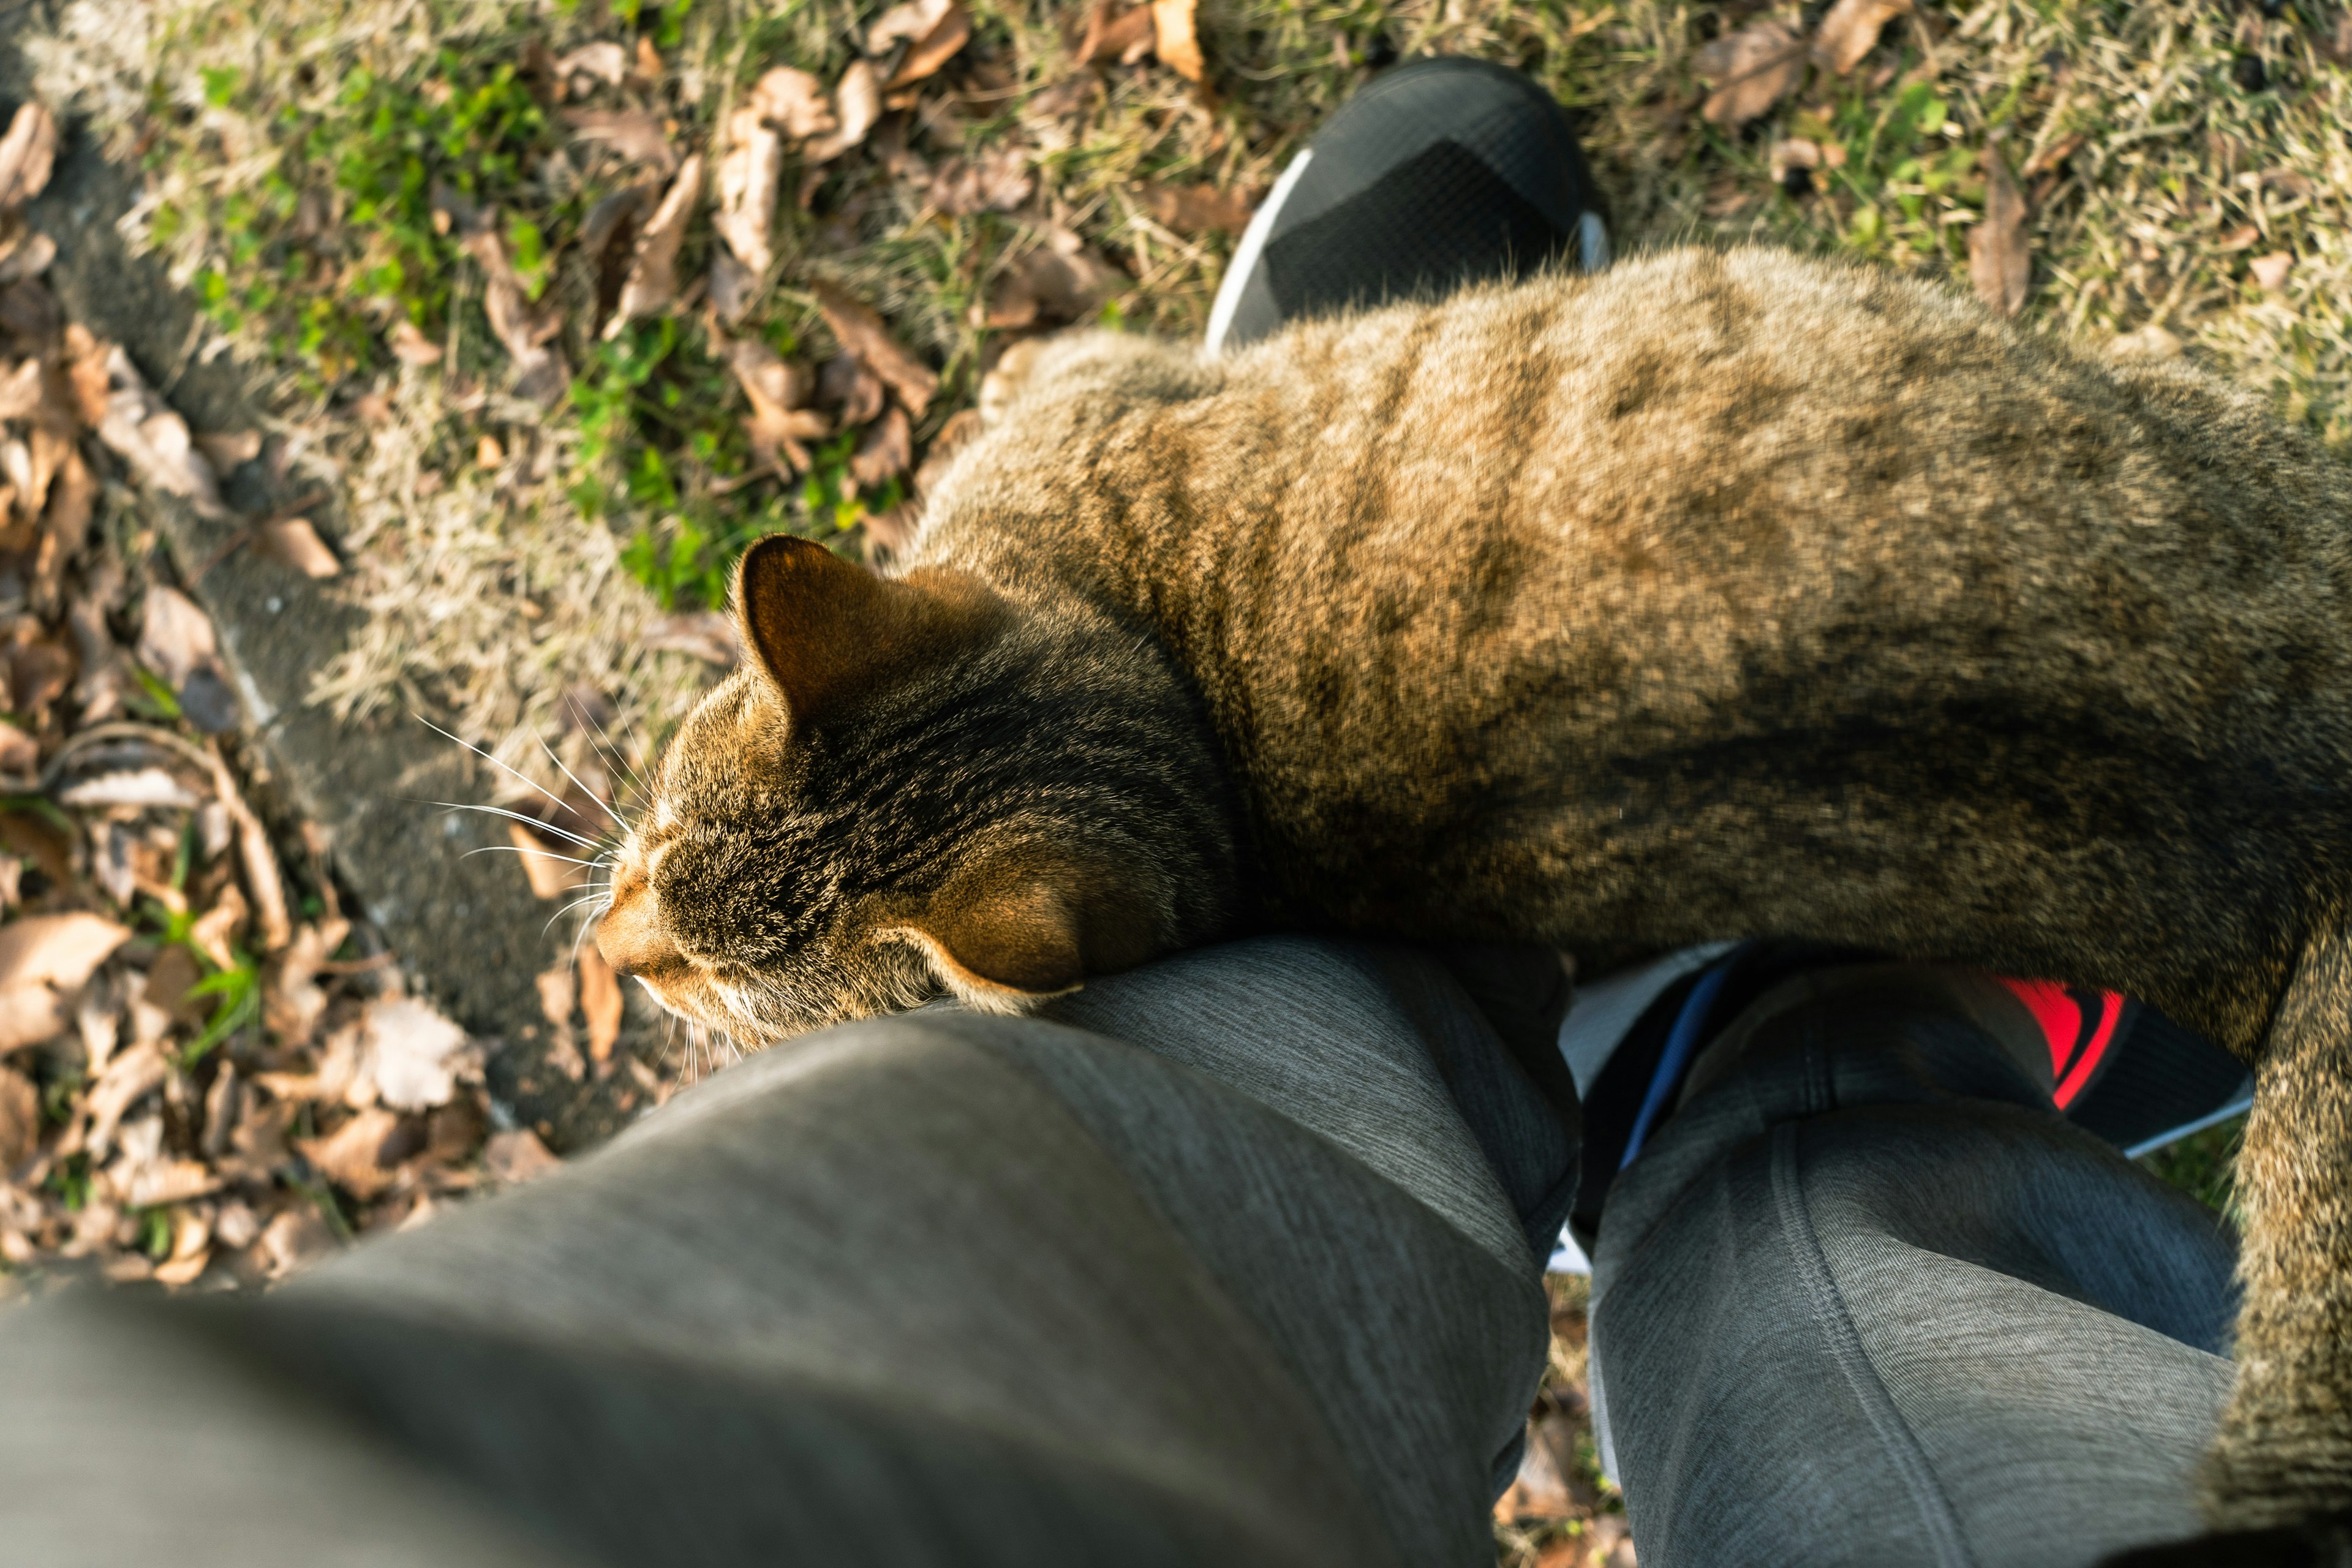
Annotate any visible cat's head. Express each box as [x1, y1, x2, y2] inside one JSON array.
[[595, 535, 1244, 1046]]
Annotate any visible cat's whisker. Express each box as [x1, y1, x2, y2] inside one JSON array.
[[420, 799, 602, 850], [463, 846, 605, 868], [538, 737, 629, 831], [415, 717, 595, 829]]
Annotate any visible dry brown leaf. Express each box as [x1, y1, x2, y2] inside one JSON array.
[[1812, 0, 1910, 76], [0, 1062, 36, 1170], [750, 67, 837, 140], [850, 404, 912, 492], [509, 820, 590, 899], [725, 336, 830, 472], [1151, 0, 1206, 83], [806, 61, 883, 163], [1968, 148, 2031, 318], [562, 108, 680, 175], [554, 41, 630, 88], [1695, 20, 1807, 128], [644, 610, 742, 666], [714, 107, 783, 276], [2251, 252, 2294, 292], [62, 325, 107, 426], [0, 357, 40, 421], [1769, 138, 1822, 187], [0, 911, 130, 994], [1133, 181, 1253, 234], [200, 741, 293, 953], [881, 0, 973, 89], [0, 231, 56, 285], [136, 584, 217, 687], [364, 995, 477, 1112], [263, 918, 349, 1047], [193, 429, 262, 472], [188, 882, 249, 973], [150, 1208, 211, 1286], [605, 153, 703, 339], [1077, 0, 1159, 66], [389, 320, 444, 365], [96, 347, 230, 518], [0, 717, 34, 777], [930, 145, 1033, 216], [255, 1205, 337, 1277], [76, 1040, 167, 1159], [810, 280, 938, 418], [2108, 324, 2184, 361], [818, 353, 886, 426], [984, 238, 1121, 328], [868, 0, 951, 53], [257, 517, 340, 579], [578, 943, 622, 1066], [298, 1106, 404, 1199], [0, 104, 58, 212], [119, 1157, 216, 1209], [535, 960, 576, 1030], [483, 1127, 562, 1185]]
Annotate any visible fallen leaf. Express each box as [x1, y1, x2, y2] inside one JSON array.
[[0, 1063, 36, 1170], [0, 357, 40, 420], [1769, 138, 1822, 186], [726, 336, 831, 472], [119, 1156, 216, 1208], [879, 0, 973, 89], [554, 41, 630, 88], [199, 741, 293, 953], [850, 404, 912, 491], [194, 429, 262, 472], [2019, 132, 2084, 179], [364, 995, 478, 1112], [297, 1106, 404, 1199], [636, 35, 664, 80], [76, 1040, 167, 1159], [1077, 0, 1159, 66], [714, 106, 783, 275], [509, 820, 590, 899], [578, 943, 622, 1066], [257, 517, 340, 579], [2217, 224, 2261, 252], [1133, 181, 1253, 234], [62, 325, 107, 425], [96, 347, 229, 518], [806, 61, 883, 163], [463, 226, 571, 405], [251, 1019, 364, 1105], [263, 918, 349, 1047], [255, 1204, 338, 1277], [749, 67, 838, 140], [0, 104, 58, 212], [984, 239, 1121, 328], [482, 1127, 562, 1185], [1694, 20, 1807, 129], [562, 108, 680, 175], [188, 883, 248, 972], [2108, 323, 2183, 361], [0, 911, 130, 994], [55, 767, 203, 809], [1968, 148, 2031, 318], [535, 959, 576, 1031], [388, 320, 444, 365], [869, 0, 952, 53], [135, 583, 217, 688], [0, 717, 33, 777], [605, 153, 703, 339], [2251, 252, 2293, 292], [1812, 0, 1910, 76], [930, 145, 1033, 216], [150, 1208, 211, 1286], [0, 230, 56, 285], [810, 280, 938, 418], [1151, 0, 1207, 83], [818, 352, 886, 426], [644, 610, 742, 666]]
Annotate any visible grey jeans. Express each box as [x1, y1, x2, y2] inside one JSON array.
[[0, 938, 2235, 1567]]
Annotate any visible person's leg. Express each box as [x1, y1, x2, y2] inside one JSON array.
[[1587, 963, 2241, 1568], [0, 936, 1573, 1568]]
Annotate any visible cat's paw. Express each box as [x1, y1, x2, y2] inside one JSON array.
[[2097, 1518, 2352, 1567]]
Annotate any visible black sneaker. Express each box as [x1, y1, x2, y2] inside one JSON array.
[[1204, 56, 1611, 354], [1559, 948, 2255, 1262]]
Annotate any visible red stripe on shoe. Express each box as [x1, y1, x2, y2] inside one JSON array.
[[1998, 977, 2081, 1080], [2054, 990, 2124, 1109]]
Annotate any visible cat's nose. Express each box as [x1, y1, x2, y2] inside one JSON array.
[[596, 884, 685, 981]]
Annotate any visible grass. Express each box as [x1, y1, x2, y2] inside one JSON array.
[[29, 0, 2352, 790]]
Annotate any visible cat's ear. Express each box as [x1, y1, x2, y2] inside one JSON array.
[[880, 843, 1163, 1012], [733, 535, 1003, 725]]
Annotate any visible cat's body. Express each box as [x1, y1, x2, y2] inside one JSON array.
[[600, 248, 2352, 1547]]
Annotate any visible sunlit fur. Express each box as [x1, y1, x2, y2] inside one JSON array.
[[612, 247, 2352, 1536], [601, 590, 1245, 1042]]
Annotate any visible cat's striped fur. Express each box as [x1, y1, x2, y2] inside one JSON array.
[[601, 247, 2352, 1547]]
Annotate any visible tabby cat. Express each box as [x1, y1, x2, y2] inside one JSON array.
[[597, 247, 2352, 1550]]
